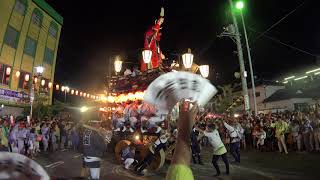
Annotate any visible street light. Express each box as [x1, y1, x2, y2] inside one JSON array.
[[80, 106, 88, 113], [235, 0, 258, 116], [35, 66, 44, 75], [182, 48, 194, 69], [235, 1, 244, 10], [199, 65, 209, 78], [31, 65, 44, 119], [142, 49, 152, 64], [64, 86, 69, 103]]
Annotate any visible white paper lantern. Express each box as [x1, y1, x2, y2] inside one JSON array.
[[199, 65, 209, 78], [182, 48, 194, 69], [114, 59, 123, 73], [6, 67, 11, 75], [15, 71, 20, 78], [48, 82, 53, 88], [41, 79, 45, 86], [25, 74, 30, 82], [142, 49, 152, 64]]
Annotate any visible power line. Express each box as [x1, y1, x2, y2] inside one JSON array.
[[248, 27, 316, 57], [251, 1, 306, 43]]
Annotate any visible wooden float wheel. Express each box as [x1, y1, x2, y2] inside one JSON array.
[[138, 145, 165, 171]]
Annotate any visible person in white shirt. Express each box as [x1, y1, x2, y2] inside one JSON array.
[[223, 120, 243, 163], [197, 123, 229, 176], [256, 127, 266, 150]]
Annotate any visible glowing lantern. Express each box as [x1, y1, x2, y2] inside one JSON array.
[[182, 48, 194, 69], [87, 94, 90, 98], [107, 96, 115, 103], [199, 65, 209, 78], [114, 58, 123, 73], [34, 77, 38, 83], [48, 82, 53, 88], [61, 86, 65, 92], [66, 87, 70, 93], [80, 92, 83, 96], [71, 89, 74, 95], [41, 79, 45, 86], [15, 71, 20, 78], [6, 67, 11, 75], [83, 93, 86, 97], [56, 84, 60, 90], [24, 74, 30, 82], [75, 90, 79, 95], [142, 49, 152, 64], [128, 93, 135, 101]]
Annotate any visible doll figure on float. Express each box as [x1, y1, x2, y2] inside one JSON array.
[[141, 7, 166, 72]]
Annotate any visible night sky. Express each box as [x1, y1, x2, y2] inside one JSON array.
[[48, 0, 319, 94]]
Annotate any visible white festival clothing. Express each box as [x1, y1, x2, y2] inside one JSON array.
[[203, 130, 226, 154]]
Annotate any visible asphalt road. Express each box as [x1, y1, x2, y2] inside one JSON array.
[[34, 148, 320, 180]]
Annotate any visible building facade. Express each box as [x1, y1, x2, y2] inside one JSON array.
[[0, 0, 63, 112]]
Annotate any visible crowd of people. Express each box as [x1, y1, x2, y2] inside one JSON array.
[[196, 109, 320, 155], [0, 116, 80, 158]]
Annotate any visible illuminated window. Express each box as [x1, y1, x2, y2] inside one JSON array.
[[18, 71, 30, 89], [0, 64, 11, 85]]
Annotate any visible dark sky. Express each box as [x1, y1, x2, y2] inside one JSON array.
[[48, 0, 319, 94]]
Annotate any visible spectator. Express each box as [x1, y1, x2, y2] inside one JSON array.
[[271, 116, 289, 154]]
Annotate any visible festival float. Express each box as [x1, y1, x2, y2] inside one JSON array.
[[100, 7, 217, 172]]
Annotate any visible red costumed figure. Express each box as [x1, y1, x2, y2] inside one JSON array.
[[141, 7, 166, 72]]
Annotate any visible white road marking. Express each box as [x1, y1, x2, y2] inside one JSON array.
[[50, 161, 64, 169], [45, 161, 64, 168]]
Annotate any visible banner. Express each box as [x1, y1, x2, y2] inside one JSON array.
[[0, 88, 29, 104]]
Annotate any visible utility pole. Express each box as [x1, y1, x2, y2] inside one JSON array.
[[228, 0, 250, 114], [240, 11, 257, 116]]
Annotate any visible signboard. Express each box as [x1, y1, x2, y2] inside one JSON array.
[[244, 94, 250, 111], [0, 88, 29, 104], [143, 72, 217, 113]]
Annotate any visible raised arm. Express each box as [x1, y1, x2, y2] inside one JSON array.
[[166, 100, 198, 180]]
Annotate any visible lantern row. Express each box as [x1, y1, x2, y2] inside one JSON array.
[[100, 91, 145, 103], [54, 84, 101, 100]]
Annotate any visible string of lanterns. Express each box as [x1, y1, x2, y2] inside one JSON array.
[[100, 91, 145, 103], [54, 84, 101, 100]]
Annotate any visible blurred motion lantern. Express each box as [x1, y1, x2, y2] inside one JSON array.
[[15, 71, 20, 78], [24, 74, 30, 82], [6, 67, 11, 75], [182, 48, 194, 69], [34, 77, 38, 83], [75, 90, 79, 95], [56, 84, 59, 90], [142, 49, 152, 63], [87, 94, 90, 98], [199, 65, 209, 78], [61, 86, 65, 92], [114, 58, 123, 73], [80, 92, 83, 96], [83, 93, 86, 97], [71, 89, 74, 95], [48, 82, 53, 88], [66, 87, 70, 93]]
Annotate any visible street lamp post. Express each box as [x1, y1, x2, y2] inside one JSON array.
[[236, 1, 258, 115], [30, 66, 44, 118], [228, 0, 251, 114], [64, 86, 69, 103]]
